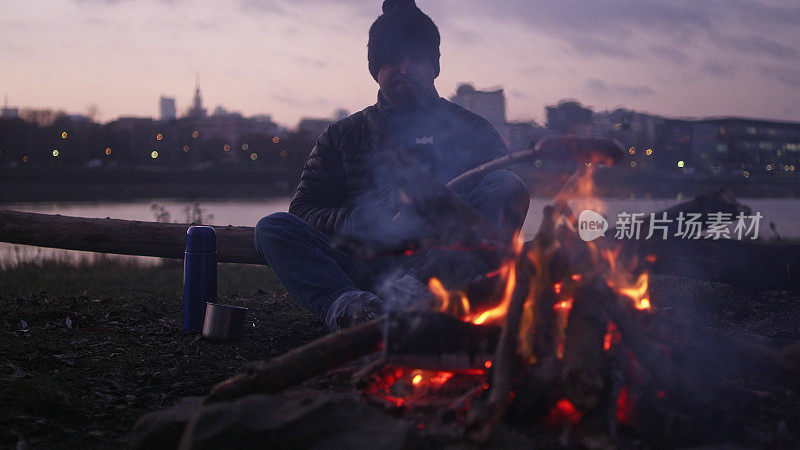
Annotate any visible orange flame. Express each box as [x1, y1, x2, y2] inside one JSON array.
[[429, 277, 450, 312], [615, 273, 651, 310], [468, 260, 517, 325]]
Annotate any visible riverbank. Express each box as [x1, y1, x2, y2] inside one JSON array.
[[2, 166, 800, 203]]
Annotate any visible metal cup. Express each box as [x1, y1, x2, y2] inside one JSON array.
[[202, 302, 248, 341]]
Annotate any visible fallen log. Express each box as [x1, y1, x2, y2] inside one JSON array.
[[0, 209, 261, 264], [205, 317, 385, 404]]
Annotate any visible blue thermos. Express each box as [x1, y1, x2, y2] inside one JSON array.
[[183, 226, 217, 332]]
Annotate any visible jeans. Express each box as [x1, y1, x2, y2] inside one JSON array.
[[254, 169, 530, 321]]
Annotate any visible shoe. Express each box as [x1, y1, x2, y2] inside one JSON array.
[[325, 290, 384, 332]]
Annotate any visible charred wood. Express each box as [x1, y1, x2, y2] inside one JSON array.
[[204, 317, 384, 404], [466, 261, 533, 441], [384, 311, 500, 371], [561, 278, 610, 412]]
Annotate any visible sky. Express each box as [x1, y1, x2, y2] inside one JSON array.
[[1, 0, 799, 127]]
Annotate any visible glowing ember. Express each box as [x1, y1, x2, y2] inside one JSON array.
[[615, 387, 635, 425], [545, 398, 582, 426], [603, 322, 620, 351]]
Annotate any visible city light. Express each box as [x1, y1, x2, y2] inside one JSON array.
[[156, 133, 163, 141], [645, 148, 653, 156], [52, 150, 59, 157], [183, 145, 190, 152], [767, 164, 773, 171], [151, 151, 159, 159], [241, 143, 249, 151], [628, 147, 635, 155], [61, 131, 67, 139], [22, 155, 28, 163], [192, 130, 199, 139], [744, 171, 750, 178], [105, 147, 112, 155], [630, 161, 637, 167], [677, 160, 685, 168], [272, 136, 280, 144], [249, 152, 258, 160], [223, 144, 231, 152]]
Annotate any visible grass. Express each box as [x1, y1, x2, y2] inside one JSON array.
[[0, 257, 326, 448]]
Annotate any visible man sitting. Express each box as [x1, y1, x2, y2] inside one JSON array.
[[255, 0, 530, 331]]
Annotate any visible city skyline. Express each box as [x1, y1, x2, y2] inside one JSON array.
[[2, 0, 799, 126]]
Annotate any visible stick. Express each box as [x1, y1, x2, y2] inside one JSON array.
[[467, 260, 532, 441], [204, 317, 385, 404]]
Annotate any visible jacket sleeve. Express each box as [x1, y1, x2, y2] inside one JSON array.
[[471, 114, 510, 165], [288, 126, 355, 236]]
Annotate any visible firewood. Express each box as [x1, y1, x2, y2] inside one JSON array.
[[601, 288, 714, 414], [561, 277, 609, 412], [204, 317, 384, 404], [466, 261, 532, 442], [383, 311, 500, 370]]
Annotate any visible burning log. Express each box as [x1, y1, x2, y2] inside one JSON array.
[[204, 317, 384, 404], [467, 260, 533, 441], [384, 311, 500, 371], [561, 277, 609, 412], [600, 287, 715, 415]]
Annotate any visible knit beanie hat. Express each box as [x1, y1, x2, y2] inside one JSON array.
[[368, 0, 441, 81]]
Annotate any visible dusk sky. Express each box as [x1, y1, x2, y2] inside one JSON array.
[[2, 0, 799, 127]]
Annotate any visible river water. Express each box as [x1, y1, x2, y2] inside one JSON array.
[[2, 196, 799, 267]]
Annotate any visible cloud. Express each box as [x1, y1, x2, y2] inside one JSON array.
[[648, 44, 691, 64], [289, 55, 327, 68], [760, 65, 800, 89], [700, 60, 736, 78], [720, 36, 798, 59], [585, 78, 654, 98], [271, 92, 332, 108]]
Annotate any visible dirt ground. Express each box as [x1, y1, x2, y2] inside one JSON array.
[[2, 257, 800, 448], [0, 258, 327, 449]]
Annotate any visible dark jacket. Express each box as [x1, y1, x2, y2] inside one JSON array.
[[288, 92, 509, 237]]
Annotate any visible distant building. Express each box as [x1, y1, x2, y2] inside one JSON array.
[[201, 108, 277, 142], [450, 83, 508, 139], [187, 78, 207, 119], [298, 118, 332, 136], [160, 96, 176, 121], [2, 95, 19, 119], [333, 109, 349, 121], [546, 100, 593, 135], [594, 108, 664, 170], [506, 121, 544, 152], [691, 117, 800, 174]]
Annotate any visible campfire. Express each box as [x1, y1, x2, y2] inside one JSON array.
[[202, 139, 800, 447]]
